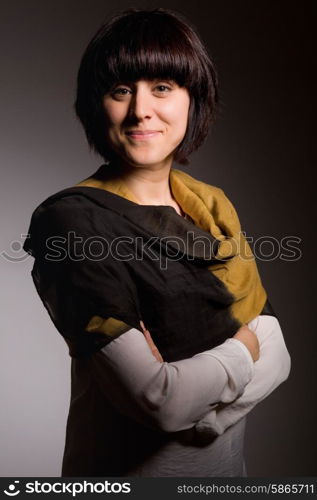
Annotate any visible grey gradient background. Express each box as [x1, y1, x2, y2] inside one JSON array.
[[1, 0, 315, 477]]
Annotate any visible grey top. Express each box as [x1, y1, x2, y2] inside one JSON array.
[[61, 315, 290, 477]]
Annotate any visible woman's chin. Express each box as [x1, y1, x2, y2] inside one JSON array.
[[120, 150, 172, 168]]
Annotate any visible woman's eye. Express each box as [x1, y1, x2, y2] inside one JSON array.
[[155, 84, 172, 93], [114, 88, 129, 95], [112, 87, 131, 97]]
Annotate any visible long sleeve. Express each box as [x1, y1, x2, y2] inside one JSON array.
[[194, 315, 291, 440], [90, 328, 255, 433]]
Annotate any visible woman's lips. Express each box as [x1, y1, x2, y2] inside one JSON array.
[[125, 131, 161, 140]]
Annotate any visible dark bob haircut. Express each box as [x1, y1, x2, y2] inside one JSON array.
[[75, 8, 219, 165]]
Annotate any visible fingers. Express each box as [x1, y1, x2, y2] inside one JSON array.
[[140, 320, 164, 363], [143, 329, 164, 362], [140, 319, 146, 332]]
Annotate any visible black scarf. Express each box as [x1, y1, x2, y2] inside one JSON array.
[[23, 183, 275, 362]]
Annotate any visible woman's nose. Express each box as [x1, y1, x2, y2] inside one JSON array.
[[129, 89, 152, 120]]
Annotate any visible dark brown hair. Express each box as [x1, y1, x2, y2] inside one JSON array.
[[75, 8, 219, 165]]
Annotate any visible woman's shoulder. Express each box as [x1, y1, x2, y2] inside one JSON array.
[[23, 186, 115, 258], [29, 182, 118, 222], [171, 168, 235, 212], [171, 168, 242, 236], [26, 189, 91, 235], [172, 168, 224, 195]]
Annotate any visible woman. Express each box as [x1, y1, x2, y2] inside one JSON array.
[[23, 8, 291, 477]]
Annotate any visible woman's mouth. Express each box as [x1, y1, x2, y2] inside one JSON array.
[[125, 130, 161, 140]]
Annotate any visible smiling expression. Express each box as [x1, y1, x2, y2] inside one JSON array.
[[102, 79, 191, 168]]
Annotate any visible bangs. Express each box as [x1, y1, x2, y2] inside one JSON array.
[[95, 13, 200, 93]]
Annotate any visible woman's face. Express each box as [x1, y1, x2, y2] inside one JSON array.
[[102, 79, 190, 168]]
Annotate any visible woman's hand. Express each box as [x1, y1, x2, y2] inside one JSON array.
[[140, 320, 164, 363], [233, 324, 260, 362]]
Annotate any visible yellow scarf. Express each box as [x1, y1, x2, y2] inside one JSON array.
[[75, 166, 267, 325]]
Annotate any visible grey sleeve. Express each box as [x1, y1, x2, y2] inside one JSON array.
[[90, 327, 254, 433]]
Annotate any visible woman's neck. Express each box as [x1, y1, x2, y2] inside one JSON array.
[[103, 159, 180, 209]]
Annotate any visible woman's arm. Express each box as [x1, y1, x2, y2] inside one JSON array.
[[194, 315, 291, 440], [90, 327, 255, 434]]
